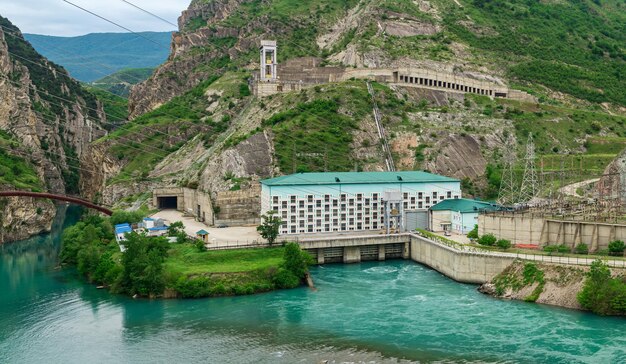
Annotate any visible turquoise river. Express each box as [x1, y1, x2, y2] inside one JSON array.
[[1, 207, 625, 363]]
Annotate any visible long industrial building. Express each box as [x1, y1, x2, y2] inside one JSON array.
[[260, 171, 461, 235]]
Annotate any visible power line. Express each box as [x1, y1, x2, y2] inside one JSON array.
[[119, 0, 179, 28], [61, 0, 169, 47]]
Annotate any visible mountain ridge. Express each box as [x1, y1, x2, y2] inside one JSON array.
[[24, 31, 171, 82]]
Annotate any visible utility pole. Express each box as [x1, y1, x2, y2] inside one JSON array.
[[519, 133, 538, 205]]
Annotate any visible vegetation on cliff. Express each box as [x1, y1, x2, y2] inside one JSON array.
[[0, 131, 42, 191]]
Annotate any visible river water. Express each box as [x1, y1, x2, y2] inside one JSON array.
[[1, 207, 625, 363]]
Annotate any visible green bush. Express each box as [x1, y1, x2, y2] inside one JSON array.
[[608, 240, 625, 256], [467, 225, 478, 239], [272, 268, 300, 289], [478, 234, 497, 246], [496, 239, 512, 250], [575, 243, 589, 255], [194, 239, 207, 252], [543, 244, 570, 254], [578, 259, 626, 315]]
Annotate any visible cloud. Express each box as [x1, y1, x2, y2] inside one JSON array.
[[2, 0, 191, 36]]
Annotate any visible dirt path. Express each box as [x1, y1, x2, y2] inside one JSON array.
[[559, 178, 599, 197]]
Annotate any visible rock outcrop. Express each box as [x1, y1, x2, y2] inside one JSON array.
[[0, 16, 106, 242], [596, 148, 626, 204], [479, 261, 587, 310]]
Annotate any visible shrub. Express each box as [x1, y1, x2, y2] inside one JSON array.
[[272, 268, 300, 289], [543, 244, 570, 254], [578, 259, 626, 315], [467, 225, 478, 239], [478, 234, 497, 246], [496, 239, 512, 250], [543, 245, 558, 254], [283, 242, 314, 278], [194, 239, 207, 252], [575, 243, 589, 255], [608, 240, 625, 256]]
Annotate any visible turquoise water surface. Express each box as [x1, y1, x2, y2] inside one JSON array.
[[1, 207, 625, 363]]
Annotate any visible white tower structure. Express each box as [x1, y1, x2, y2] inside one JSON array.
[[260, 40, 277, 80]]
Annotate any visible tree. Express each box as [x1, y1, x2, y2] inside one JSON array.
[[120, 232, 169, 296], [467, 225, 479, 239], [168, 221, 188, 243], [257, 210, 282, 246]]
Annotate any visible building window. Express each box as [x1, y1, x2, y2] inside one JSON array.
[[299, 201, 305, 208], [357, 193, 363, 201], [282, 201, 287, 209], [290, 195, 296, 203], [418, 192, 423, 199], [272, 206, 279, 211], [316, 200, 322, 208], [341, 194, 347, 202], [333, 200, 338, 207], [357, 222, 362, 230], [432, 192, 437, 198], [364, 198, 370, 205], [426, 197, 430, 203], [403, 202, 408, 209], [447, 191, 452, 198], [349, 199, 354, 206], [307, 195, 313, 203], [324, 194, 330, 202], [418, 202, 423, 209], [372, 193, 378, 200], [403, 193, 408, 199], [308, 225, 313, 232], [272, 196, 279, 204], [411, 197, 416, 204]]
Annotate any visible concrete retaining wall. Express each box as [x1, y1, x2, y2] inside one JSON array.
[[480, 213, 626, 252], [215, 187, 261, 225], [409, 235, 514, 284]]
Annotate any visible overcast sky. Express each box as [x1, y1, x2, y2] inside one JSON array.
[[2, 0, 191, 36]]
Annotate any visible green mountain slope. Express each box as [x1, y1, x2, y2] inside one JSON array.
[[24, 32, 171, 82], [91, 68, 155, 97], [84, 0, 626, 204]]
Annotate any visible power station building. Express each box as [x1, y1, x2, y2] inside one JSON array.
[[260, 171, 461, 235]]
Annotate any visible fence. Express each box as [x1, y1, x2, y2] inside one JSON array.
[[203, 239, 270, 250], [412, 230, 626, 269]]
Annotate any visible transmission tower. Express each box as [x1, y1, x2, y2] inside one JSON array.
[[497, 141, 517, 206], [519, 133, 538, 204]]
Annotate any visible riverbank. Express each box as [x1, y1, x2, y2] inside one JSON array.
[[59, 213, 313, 299], [479, 260, 626, 315]]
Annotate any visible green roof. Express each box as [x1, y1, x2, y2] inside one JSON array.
[[196, 229, 209, 235], [261, 171, 459, 186], [430, 198, 499, 213]]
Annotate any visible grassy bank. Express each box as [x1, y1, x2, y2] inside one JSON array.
[[61, 213, 313, 299]]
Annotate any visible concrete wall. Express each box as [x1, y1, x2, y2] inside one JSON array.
[[153, 187, 214, 225], [480, 213, 626, 252], [409, 235, 514, 284], [215, 187, 261, 225]]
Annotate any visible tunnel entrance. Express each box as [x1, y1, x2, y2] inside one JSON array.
[[157, 196, 178, 209]]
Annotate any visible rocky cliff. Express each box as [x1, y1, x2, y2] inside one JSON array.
[[0, 16, 107, 243]]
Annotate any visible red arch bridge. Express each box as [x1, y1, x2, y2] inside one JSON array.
[[0, 191, 113, 215]]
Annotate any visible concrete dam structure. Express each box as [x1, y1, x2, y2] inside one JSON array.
[[296, 233, 515, 284]]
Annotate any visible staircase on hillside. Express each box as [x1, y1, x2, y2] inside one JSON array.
[[367, 81, 395, 172]]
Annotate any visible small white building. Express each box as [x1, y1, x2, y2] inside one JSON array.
[[429, 198, 499, 234], [260, 171, 461, 235]]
